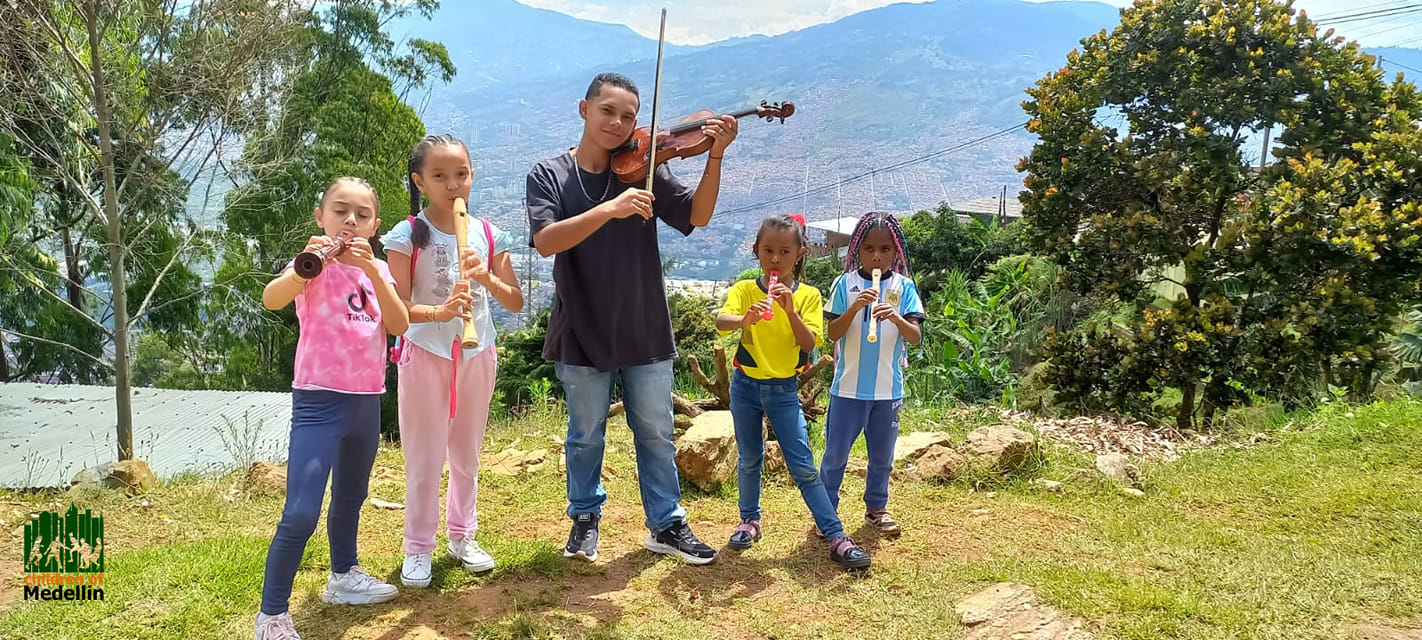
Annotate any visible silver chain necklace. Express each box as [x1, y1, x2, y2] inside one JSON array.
[[572, 152, 613, 203]]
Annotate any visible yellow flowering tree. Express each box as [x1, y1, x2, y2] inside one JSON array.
[[1019, 0, 1422, 428]]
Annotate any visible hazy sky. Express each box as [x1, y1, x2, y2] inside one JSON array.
[[517, 0, 1422, 47]]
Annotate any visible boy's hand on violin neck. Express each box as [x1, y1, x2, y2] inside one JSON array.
[[702, 115, 738, 154], [604, 188, 653, 220]]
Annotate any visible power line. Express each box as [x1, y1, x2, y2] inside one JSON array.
[[1318, 3, 1422, 26], [1352, 18, 1422, 40], [1312, 0, 1412, 21], [716, 123, 1027, 217], [1380, 56, 1422, 75]]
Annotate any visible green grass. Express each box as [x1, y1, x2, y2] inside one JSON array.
[[2, 401, 1420, 639]]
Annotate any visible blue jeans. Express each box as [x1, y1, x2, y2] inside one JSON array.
[[556, 359, 686, 533], [261, 390, 380, 615], [730, 370, 845, 540], [819, 395, 901, 511]]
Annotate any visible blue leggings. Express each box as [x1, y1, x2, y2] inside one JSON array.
[[260, 390, 380, 615]]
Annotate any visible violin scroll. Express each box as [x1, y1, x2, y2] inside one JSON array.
[[756, 100, 794, 123]]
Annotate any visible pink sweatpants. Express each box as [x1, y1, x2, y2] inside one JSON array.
[[397, 343, 496, 554]]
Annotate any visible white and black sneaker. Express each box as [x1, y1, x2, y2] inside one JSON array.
[[644, 521, 716, 565], [564, 513, 600, 562]]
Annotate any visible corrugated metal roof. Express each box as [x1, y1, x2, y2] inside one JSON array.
[[805, 217, 864, 234], [0, 382, 293, 488], [951, 197, 1024, 219]]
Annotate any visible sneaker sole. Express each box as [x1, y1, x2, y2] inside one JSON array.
[[320, 588, 399, 605], [644, 536, 716, 565], [866, 521, 902, 538], [448, 550, 496, 573], [563, 548, 598, 562], [836, 557, 872, 570], [400, 574, 431, 588], [728, 535, 760, 551]]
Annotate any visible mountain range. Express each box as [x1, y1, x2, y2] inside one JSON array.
[[390, 0, 1422, 284]]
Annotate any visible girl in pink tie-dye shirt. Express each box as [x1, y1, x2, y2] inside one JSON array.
[[253, 177, 410, 640]]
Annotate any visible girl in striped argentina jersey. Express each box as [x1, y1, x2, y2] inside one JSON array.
[[819, 212, 925, 538]]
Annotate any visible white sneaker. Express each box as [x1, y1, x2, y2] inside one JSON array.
[[401, 552, 432, 588], [319, 566, 398, 605], [254, 612, 301, 640], [448, 537, 496, 572]]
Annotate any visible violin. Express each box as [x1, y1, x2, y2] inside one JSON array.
[[610, 100, 795, 184]]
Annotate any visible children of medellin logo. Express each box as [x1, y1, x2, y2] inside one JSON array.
[[23, 504, 105, 602]]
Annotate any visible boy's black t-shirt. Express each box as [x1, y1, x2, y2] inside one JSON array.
[[525, 151, 696, 371]]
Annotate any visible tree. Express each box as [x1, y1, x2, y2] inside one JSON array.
[[900, 204, 1025, 293], [165, 1, 452, 437], [1019, 0, 1422, 428], [0, 0, 305, 459]]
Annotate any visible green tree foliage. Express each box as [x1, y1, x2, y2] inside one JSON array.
[[1020, 0, 1422, 428], [900, 205, 1025, 293], [0, 0, 304, 458], [143, 1, 453, 438]]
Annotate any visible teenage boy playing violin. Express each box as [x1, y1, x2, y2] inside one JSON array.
[[525, 72, 737, 565]]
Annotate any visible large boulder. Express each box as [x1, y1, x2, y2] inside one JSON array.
[[675, 411, 737, 492], [1094, 453, 1144, 489], [245, 461, 287, 495], [894, 431, 955, 464], [956, 582, 1096, 640], [961, 426, 1038, 471], [72, 459, 158, 493], [907, 445, 969, 483]]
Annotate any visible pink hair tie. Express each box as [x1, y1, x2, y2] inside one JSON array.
[[787, 213, 806, 227]]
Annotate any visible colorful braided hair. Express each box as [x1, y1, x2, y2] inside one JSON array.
[[753, 213, 809, 281], [843, 211, 910, 276], [407, 133, 470, 249]]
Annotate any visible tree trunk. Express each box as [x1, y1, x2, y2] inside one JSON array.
[[85, 3, 133, 461], [1351, 360, 1377, 403], [687, 344, 730, 408], [63, 225, 83, 309], [1176, 382, 1196, 431], [0, 334, 9, 381]]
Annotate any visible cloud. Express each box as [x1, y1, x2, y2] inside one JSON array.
[[517, 0, 1421, 47], [517, 0, 933, 44]]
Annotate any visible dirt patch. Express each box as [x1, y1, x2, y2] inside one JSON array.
[[1347, 623, 1422, 640]]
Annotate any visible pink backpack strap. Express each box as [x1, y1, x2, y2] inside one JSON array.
[[445, 219, 496, 418], [482, 218, 495, 261], [407, 215, 422, 270], [388, 215, 422, 364]]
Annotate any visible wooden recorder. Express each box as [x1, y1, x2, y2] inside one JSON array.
[[452, 197, 479, 348], [292, 237, 348, 279], [866, 268, 883, 343]]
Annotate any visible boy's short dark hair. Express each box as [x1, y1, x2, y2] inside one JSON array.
[[585, 72, 639, 101]]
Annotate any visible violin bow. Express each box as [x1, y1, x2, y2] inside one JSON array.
[[645, 8, 667, 202]]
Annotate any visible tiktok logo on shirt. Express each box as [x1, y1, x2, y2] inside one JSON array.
[[346, 285, 376, 323]]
